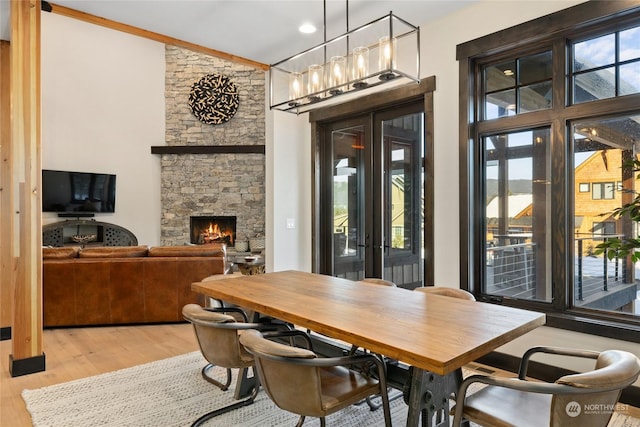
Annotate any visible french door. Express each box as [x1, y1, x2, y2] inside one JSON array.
[[319, 102, 424, 289]]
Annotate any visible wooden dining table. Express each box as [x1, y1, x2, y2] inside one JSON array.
[[192, 270, 546, 427]]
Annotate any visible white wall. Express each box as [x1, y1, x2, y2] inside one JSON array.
[[41, 13, 164, 246], [267, 108, 312, 273]]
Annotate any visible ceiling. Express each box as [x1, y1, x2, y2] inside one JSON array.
[[0, 0, 476, 66]]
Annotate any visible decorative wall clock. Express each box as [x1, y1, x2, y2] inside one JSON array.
[[189, 74, 239, 125]]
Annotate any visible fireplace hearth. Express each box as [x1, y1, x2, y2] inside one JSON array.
[[190, 216, 236, 246]]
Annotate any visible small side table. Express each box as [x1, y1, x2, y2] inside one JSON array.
[[234, 256, 265, 275]]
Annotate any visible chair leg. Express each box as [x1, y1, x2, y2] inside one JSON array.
[[295, 415, 306, 427], [191, 381, 259, 427], [201, 364, 232, 391]]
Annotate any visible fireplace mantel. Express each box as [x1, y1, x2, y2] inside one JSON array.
[[151, 145, 265, 155]]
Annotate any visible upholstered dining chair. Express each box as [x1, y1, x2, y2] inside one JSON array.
[[413, 286, 476, 301], [452, 346, 640, 427], [182, 304, 290, 427], [239, 329, 394, 427], [360, 277, 397, 287]]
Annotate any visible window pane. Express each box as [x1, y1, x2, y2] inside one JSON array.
[[573, 67, 616, 103], [519, 81, 552, 113], [573, 34, 615, 71], [484, 128, 552, 302], [592, 183, 603, 200], [485, 90, 515, 119], [519, 51, 552, 85], [619, 26, 640, 62], [485, 60, 516, 92], [573, 114, 640, 316], [620, 61, 640, 96]]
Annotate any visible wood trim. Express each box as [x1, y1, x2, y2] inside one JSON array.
[[456, 0, 640, 60], [49, 3, 270, 71], [309, 76, 436, 123], [150, 145, 265, 155], [0, 40, 12, 333]]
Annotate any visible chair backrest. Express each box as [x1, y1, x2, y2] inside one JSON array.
[[360, 278, 397, 287], [239, 329, 328, 417], [414, 286, 476, 301], [550, 350, 640, 426], [182, 304, 254, 369]]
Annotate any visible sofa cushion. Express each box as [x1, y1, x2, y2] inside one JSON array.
[[43, 246, 80, 259], [148, 243, 225, 257], [79, 246, 149, 258]]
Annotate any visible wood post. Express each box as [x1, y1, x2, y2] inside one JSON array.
[[8, 0, 45, 376], [0, 40, 12, 341]]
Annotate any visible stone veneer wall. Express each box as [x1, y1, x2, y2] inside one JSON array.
[[161, 45, 266, 246]]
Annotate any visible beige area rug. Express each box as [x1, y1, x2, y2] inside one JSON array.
[[22, 351, 639, 427], [22, 351, 409, 427]]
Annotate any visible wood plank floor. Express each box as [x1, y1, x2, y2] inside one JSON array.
[[0, 323, 198, 426]]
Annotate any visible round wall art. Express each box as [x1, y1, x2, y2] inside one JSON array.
[[189, 74, 239, 125]]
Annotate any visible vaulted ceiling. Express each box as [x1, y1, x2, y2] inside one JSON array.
[[0, 0, 477, 66]]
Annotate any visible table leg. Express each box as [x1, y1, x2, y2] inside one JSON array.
[[405, 367, 458, 427], [233, 367, 257, 399]]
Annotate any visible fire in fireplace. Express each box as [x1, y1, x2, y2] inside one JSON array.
[[190, 216, 236, 246]]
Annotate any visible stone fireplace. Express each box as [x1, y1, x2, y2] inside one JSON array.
[[160, 46, 266, 248], [190, 216, 236, 246]]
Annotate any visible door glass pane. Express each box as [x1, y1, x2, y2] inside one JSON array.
[[332, 125, 365, 280], [484, 128, 552, 302], [382, 112, 424, 289], [572, 114, 640, 317]]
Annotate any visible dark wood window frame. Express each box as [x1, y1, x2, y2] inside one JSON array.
[[308, 77, 435, 286], [457, 1, 640, 343]]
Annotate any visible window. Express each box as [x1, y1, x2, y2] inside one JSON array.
[[592, 182, 615, 199], [459, 2, 640, 341], [571, 25, 640, 103], [483, 51, 552, 119]]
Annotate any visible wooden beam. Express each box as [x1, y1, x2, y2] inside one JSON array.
[[151, 145, 266, 155], [9, 0, 45, 376], [0, 40, 12, 341], [49, 3, 270, 71]]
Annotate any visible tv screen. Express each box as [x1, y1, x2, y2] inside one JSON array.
[[42, 169, 116, 213]]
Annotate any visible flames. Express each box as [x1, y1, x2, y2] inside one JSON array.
[[200, 222, 234, 245]]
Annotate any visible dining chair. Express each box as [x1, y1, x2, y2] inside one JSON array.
[[360, 278, 397, 287], [239, 329, 394, 427], [182, 304, 290, 427], [452, 346, 640, 427], [413, 286, 476, 301]]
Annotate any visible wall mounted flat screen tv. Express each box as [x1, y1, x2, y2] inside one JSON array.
[[42, 169, 116, 213]]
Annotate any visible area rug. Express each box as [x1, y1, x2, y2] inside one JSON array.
[[22, 351, 409, 427], [22, 351, 639, 427]]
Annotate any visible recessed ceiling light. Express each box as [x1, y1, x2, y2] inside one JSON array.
[[503, 69, 514, 76], [299, 23, 316, 34]]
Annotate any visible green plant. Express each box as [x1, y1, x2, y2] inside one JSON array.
[[594, 158, 640, 263]]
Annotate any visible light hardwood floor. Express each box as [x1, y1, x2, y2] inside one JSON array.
[[0, 323, 198, 426]]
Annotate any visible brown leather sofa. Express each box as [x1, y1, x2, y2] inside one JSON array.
[[43, 243, 227, 327]]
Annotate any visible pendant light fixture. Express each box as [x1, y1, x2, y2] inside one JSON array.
[[269, 0, 420, 114]]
